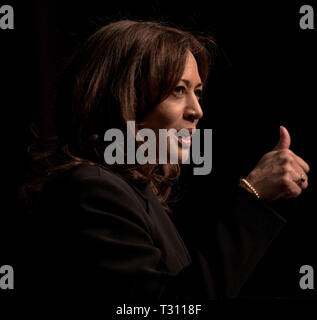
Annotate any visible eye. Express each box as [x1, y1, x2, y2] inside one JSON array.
[[195, 89, 203, 100], [173, 86, 186, 97]]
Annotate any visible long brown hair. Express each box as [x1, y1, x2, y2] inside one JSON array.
[[24, 20, 215, 211]]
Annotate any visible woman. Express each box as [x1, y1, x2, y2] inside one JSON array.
[[24, 20, 309, 302]]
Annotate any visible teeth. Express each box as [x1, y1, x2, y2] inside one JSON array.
[[177, 134, 191, 140], [177, 130, 191, 138]]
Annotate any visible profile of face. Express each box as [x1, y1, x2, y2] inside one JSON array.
[[141, 51, 204, 163]]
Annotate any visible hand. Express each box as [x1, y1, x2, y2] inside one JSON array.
[[242, 126, 310, 201]]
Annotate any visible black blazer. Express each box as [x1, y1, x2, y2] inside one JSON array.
[[24, 165, 286, 302]]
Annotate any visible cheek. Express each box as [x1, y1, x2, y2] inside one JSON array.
[[153, 101, 183, 129], [141, 99, 184, 131]]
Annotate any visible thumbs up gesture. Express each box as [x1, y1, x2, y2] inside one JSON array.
[[241, 126, 310, 201], [273, 126, 291, 151]]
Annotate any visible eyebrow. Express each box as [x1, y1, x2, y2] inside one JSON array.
[[180, 79, 203, 89]]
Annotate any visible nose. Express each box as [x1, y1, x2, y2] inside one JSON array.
[[184, 93, 203, 123]]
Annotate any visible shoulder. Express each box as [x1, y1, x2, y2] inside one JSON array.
[[41, 165, 149, 218], [65, 164, 131, 190], [65, 164, 131, 189]]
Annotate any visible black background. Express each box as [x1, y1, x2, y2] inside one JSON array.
[[1, 0, 316, 304]]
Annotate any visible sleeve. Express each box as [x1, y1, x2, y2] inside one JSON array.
[[179, 186, 286, 299]]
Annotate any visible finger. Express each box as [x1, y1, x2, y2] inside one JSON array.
[[282, 177, 302, 198], [291, 165, 309, 190], [273, 126, 291, 151], [291, 151, 310, 173]]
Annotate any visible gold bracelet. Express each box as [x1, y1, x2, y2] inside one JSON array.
[[239, 178, 261, 199]]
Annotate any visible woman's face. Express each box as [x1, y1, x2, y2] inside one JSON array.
[[141, 51, 204, 163]]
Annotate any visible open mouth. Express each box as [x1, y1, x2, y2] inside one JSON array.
[[175, 128, 195, 148], [177, 135, 191, 147]]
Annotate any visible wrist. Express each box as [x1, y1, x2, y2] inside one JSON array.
[[239, 177, 261, 200]]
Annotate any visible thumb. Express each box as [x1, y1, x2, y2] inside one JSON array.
[[273, 126, 291, 150]]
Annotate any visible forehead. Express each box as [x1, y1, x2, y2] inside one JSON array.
[[181, 52, 202, 85]]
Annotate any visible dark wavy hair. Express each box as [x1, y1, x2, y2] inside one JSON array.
[[23, 20, 215, 212]]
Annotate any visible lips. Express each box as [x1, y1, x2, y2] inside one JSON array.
[[177, 136, 191, 147], [177, 127, 196, 137], [176, 128, 196, 148]]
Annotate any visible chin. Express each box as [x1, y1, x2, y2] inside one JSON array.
[[177, 148, 190, 163]]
